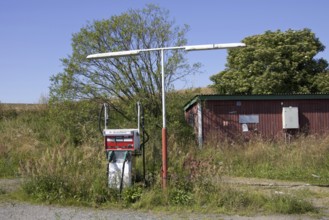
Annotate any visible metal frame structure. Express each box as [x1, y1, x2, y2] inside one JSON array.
[[87, 42, 246, 189]]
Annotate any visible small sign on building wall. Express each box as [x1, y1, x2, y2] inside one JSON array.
[[239, 115, 259, 124]]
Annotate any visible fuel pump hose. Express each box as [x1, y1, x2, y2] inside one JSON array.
[[119, 151, 129, 194]]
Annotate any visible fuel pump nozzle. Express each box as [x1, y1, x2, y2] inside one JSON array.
[[119, 151, 131, 194]]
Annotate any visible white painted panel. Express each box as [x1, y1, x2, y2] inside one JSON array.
[[282, 107, 299, 129]]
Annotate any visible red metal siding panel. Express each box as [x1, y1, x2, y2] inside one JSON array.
[[202, 99, 329, 143]]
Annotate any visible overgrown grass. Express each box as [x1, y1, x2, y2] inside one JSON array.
[[0, 110, 46, 178], [206, 136, 329, 185], [130, 181, 317, 215], [0, 102, 324, 215], [20, 144, 120, 206], [4, 139, 318, 214]]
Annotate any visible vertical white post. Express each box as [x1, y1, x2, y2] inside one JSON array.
[[104, 103, 108, 130], [137, 102, 141, 134], [161, 49, 166, 128], [197, 101, 203, 148]]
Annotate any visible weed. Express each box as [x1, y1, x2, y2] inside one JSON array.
[[169, 189, 193, 206], [122, 185, 143, 204]]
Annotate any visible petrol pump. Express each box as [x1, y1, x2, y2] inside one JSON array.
[[99, 102, 147, 192]]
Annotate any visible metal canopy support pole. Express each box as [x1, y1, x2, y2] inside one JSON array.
[[161, 49, 168, 189]]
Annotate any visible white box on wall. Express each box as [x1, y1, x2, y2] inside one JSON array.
[[282, 107, 299, 129]]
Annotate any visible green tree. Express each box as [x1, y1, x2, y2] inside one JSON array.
[[210, 29, 328, 94], [313, 70, 329, 92], [50, 4, 199, 119]]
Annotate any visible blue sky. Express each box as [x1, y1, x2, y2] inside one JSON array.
[[0, 0, 328, 103]]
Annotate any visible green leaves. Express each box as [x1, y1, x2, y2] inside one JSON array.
[[211, 29, 328, 94], [49, 4, 197, 120]]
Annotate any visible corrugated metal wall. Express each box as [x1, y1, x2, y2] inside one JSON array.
[[199, 99, 329, 142]]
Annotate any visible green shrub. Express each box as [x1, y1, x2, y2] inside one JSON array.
[[169, 188, 192, 206], [122, 185, 143, 204]]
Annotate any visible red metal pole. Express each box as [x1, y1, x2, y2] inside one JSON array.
[[162, 127, 167, 189]]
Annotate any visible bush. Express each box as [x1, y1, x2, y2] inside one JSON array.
[[122, 185, 143, 205], [169, 189, 192, 206]]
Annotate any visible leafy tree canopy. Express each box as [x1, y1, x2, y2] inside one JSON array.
[[49, 4, 199, 118], [210, 29, 329, 94]]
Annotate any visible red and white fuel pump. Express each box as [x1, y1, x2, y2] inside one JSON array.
[[99, 102, 147, 191]]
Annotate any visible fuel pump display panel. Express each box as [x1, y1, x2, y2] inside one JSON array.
[[106, 135, 134, 150], [103, 129, 140, 151]]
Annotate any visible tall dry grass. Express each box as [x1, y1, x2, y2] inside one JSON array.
[[0, 112, 45, 177], [203, 134, 329, 184], [19, 142, 115, 205]]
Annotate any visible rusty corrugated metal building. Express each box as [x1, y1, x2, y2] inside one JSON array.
[[184, 94, 329, 147]]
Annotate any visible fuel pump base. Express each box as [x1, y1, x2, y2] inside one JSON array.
[[107, 151, 132, 189], [100, 102, 146, 191]]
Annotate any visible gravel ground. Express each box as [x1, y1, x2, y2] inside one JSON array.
[[0, 202, 322, 220]]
